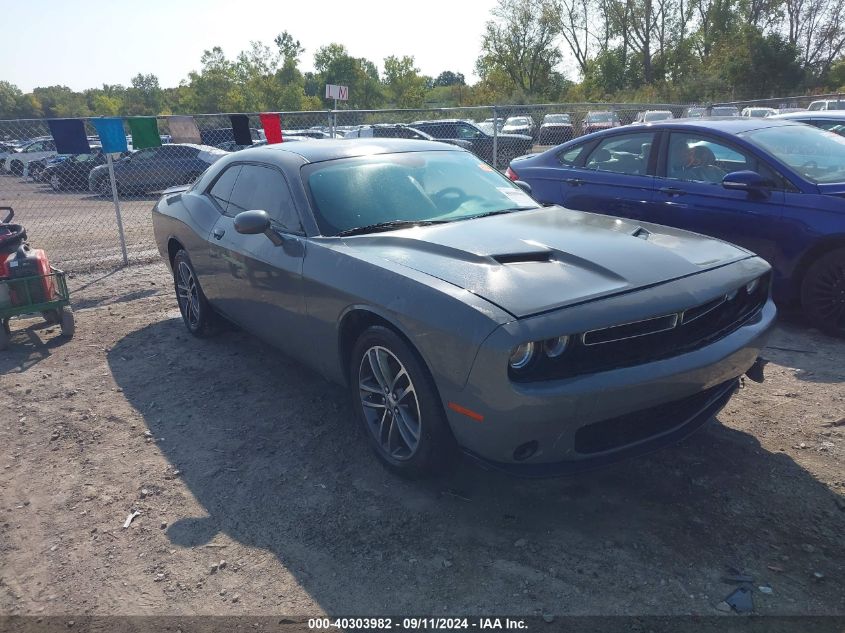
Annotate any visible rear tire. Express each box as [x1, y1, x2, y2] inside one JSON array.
[[49, 174, 63, 191], [172, 250, 215, 337], [801, 247, 845, 337], [0, 320, 9, 351], [10, 160, 23, 176], [349, 325, 455, 477]]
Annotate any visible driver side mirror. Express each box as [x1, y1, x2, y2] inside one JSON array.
[[234, 210, 271, 235], [234, 210, 284, 246], [722, 170, 770, 197]]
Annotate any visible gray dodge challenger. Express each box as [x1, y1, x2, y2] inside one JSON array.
[[152, 139, 775, 477]]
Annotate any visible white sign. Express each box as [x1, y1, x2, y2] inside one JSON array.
[[325, 84, 349, 101]]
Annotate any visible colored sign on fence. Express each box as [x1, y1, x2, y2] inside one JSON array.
[[325, 84, 348, 101]]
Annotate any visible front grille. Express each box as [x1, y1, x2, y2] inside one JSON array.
[[511, 274, 769, 382], [573, 380, 735, 454]]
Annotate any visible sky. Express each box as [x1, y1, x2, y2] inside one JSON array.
[[4, 0, 499, 92]]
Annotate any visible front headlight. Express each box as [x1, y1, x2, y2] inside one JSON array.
[[746, 278, 760, 294], [508, 342, 536, 369], [543, 335, 569, 358]]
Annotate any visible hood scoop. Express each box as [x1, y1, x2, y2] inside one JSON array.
[[492, 251, 552, 264], [632, 226, 651, 240]]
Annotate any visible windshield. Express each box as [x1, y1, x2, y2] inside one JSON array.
[[587, 112, 615, 122], [712, 107, 740, 116], [742, 124, 845, 184], [305, 151, 539, 236], [644, 111, 672, 122], [506, 117, 530, 126], [544, 114, 571, 124]]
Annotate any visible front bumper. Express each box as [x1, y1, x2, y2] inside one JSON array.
[[445, 298, 775, 471]]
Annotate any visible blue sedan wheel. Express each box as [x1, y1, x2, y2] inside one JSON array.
[[801, 248, 845, 337]]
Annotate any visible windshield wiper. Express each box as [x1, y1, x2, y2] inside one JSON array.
[[337, 219, 450, 237], [457, 206, 537, 221]]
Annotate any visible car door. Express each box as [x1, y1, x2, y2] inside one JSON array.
[[119, 147, 161, 190], [155, 145, 198, 189], [651, 131, 785, 262], [206, 163, 308, 358], [454, 122, 491, 162], [559, 130, 658, 222]]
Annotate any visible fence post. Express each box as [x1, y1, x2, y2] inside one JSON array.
[[106, 153, 129, 266], [492, 105, 499, 170], [328, 110, 334, 138]]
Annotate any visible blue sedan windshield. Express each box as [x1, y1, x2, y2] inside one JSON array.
[[306, 151, 538, 236], [742, 125, 845, 184]]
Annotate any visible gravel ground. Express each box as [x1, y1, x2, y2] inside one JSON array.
[[0, 262, 843, 618]]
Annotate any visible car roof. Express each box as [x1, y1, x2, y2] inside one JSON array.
[[647, 116, 800, 132], [246, 138, 464, 163], [769, 110, 845, 120]]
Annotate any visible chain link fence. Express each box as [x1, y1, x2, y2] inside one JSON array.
[[1, 97, 839, 272]]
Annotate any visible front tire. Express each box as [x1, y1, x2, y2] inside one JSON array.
[[801, 247, 845, 337], [350, 325, 454, 477], [96, 177, 112, 198], [172, 250, 215, 337]]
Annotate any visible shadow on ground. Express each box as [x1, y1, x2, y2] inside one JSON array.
[[106, 318, 845, 615]]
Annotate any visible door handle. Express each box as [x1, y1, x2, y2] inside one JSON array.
[[212, 228, 225, 240], [565, 178, 584, 186], [659, 187, 686, 196]]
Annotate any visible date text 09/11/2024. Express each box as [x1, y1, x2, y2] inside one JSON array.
[[307, 617, 529, 630]]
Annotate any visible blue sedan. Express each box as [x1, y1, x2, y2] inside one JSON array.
[[507, 118, 845, 336]]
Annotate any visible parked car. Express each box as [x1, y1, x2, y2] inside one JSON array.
[[42, 148, 130, 191], [711, 106, 741, 117], [507, 118, 845, 336], [769, 110, 845, 136], [152, 138, 774, 476], [537, 114, 575, 145], [200, 127, 262, 148], [284, 129, 331, 139], [89, 143, 227, 196], [502, 116, 537, 139], [1, 138, 57, 176], [681, 106, 706, 118], [582, 111, 622, 135], [342, 124, 474, 152], [483, 117, 506, 131], [411, 119, 532, 164], [741, 107, 777, 118], [634, 110, 674, 123], [807, 99, 845, 111]]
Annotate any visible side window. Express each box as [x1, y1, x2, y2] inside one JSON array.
[[558, 144, 585, 166], [456, 123, 481, 139], [667, 133, 752, 184], [227, 164, 302, 232], [583, 133, 654, 175], [207, 165, 242, 213], [26, 142, 43, 152], [132, 148, 160, 162]]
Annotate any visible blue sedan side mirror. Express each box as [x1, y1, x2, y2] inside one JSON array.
[[722, 170, 770, 196]]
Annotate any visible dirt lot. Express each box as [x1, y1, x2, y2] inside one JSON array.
[[0, 262, 843, 618]]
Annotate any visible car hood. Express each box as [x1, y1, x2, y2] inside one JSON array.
[[817, 183, 845, 200], [341, 206, 754, 318]]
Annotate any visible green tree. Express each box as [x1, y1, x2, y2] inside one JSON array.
[[476, 0, 563, 98], [382, 55, 427, 108], [314, 43, 383, 108]]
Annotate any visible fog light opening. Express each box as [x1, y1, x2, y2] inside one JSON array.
[[513, 440, 539, 462]]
